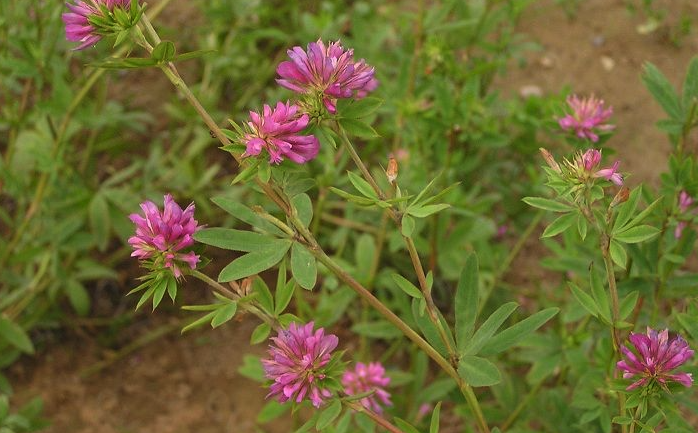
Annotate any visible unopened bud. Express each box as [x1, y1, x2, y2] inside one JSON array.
[[611, 186, 630, 207], [539, 148, 561, 172], [386, 157, 398, 184]]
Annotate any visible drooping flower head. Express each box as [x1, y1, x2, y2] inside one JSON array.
[[571, 149, 623, 186], [558, 94, 615, 142], [63, 0, 138, 50], [242, 101, 320, 165], [675, 190, 695, 238], [128, 194, 201, 278], [262, 322, 339, 408], [617, 327, 694, 391], [341, 362, 392, 413], [276, 39, 378, 114]]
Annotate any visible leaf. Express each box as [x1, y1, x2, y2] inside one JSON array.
[[541, 212, 576, 238], [291, 193, 314, 227], [347, 171, 378, 199], [211, 302, 238, 328], [253, 277, 274, 313], [411, 300, 448, 356], [250, 322, 272, 344], [328, 187, 377, 206], [609, 240, 628, 270], [151, 276, 169, 311], [88, 57, 159, 69], [614, 187, 641, 230], [430, 402, 442, 433], [351, 321, 403, 339], [462, 302, 518, 356], [394, 419, 422, 433], [569, 282, 599, 318], [613, 225, 659, 244], [401, 215, 416, 237], [392, 274, 423, 299], [339, 118, 379, 138], [257, 400, 289, 424], [682, 57, 698, 107], [316, 399, 342, 430], [291, 243, 317, 290], [89, 193, 110, 251], [218, 241, 291, 282], [458, 355, 501, 387], [619, 291, 638, 321], [65, 279, 90, 316], [590, 267, 612, 323], [642, 62, 682, 120], [0, 317, 34, 354], [577, 214, 588, 240], [406, 203, 451, 218], [173, 49, 215, 62], [479, 307, 559, 355], [455, 253, 479, 349], [210, 197, 285, 235], [275, 281, 295, 316], [194, 228, 279, 252], [338, 97, 383, 119], [522, 197, 575, 212], [152, 40, 176, 62], [624, 197, 661, 229]]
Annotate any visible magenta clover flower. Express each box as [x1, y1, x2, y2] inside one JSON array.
[[262, 322, 339, 408], [242, 101, 320, 165], [576, 149, 624, 186], [558, 94, 615, 142], [128, 194, 201, 279], [617, 328, 694, 391], [341, 362, 392, 413], [675, 190, 695, 238], [276, 39, 378, 114], [62, 0, 135, 50]]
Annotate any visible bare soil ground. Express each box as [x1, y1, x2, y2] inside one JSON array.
[[12, 0, 698, 432]]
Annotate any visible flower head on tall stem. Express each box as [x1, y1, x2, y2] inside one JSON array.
[[62, 0, 137, 50], [262, 322, 339, 408], [617, 327, 694, 391], [128, 194, 201, 279], [558, 94, 615, 142], [242, 101, 320, 165], [342, 362, 392, 413], [572, 149, 624, 186], [276, 39, 378, 114]]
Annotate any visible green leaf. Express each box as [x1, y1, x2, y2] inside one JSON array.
[[211, 302, 238, 328], [65, 279, 90, 316], [253, 277, 274, 313], [339, 118, 379, 138], [250, 322, 272, 344], [338, 97, 383, 119], [430, 402, 442, 433], [619, 291, 639, 321], [291, 193, 314, 227], [152, 40, 176, 63], [462, 302, 518, 356], [569, 282, 599, 318], [218, 241, 291, 282], [642, 62, 682, 120], [458, 355, 501, 387], [522, 197, 574, 212], [347, 171, 378, 199], [351, 321, 403, 339], [541, 212, 576, 238], [194, 228, 280, 252], [401, 215, 416, 237], [411, 300, 448, 356], [479, 307, 559, 355], [88, 57, 160, 69], [394, 419, 422, 433], [392, 274, 423, 299], [577, 214, 588, 240], [291, 243, 317, 290], [89, 193, 110, 251], [613, 225, 659, 244], [624, 197, 661, 229], [682, 57, 698, 107], [173, 49, 215, 62], [210, 197, 285, 235], [609, 240, 628, 269], [455, 253, 479, 349], [590, 267, 612, 323], [151, 276, 169, 311], [257, 400, 289, 424], [406, 203, 451, 218], [275, 281, 295, 316], [329, 187, 377, 206], [0, 317, 34, 354], [614, 187, 641, 230], [316, 399, 342, 430]]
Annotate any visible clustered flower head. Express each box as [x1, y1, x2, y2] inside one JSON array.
[[62, 0, 136, 50], [558, 94, 615, 142], [617, 327, 694, 391], [276, 39, 378, 114], [572, 148, 623, 186], [262, 322, 339, 408], [341, 362, 392, 413], [128, 194, 201, 279], [675, 190, 694, 239], [242, 101, 320, 165]]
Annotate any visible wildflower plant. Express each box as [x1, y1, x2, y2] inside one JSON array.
[[46, 1, 698, 432]]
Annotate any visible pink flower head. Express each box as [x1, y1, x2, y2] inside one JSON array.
[[341, 362, 392, 413], [262, 322, 339, 408], [62, 0, 133, 50], [675, 191, 694, 238], [617, 328, 694, 391], [243, 101, 320, 165], [594, 160, 623, 186], [128, 194, 201, 278], [574, 149, 624, 186], [558, 94, 615, 142], [580, 149, 602, 171], [276, 39, 378, 113]]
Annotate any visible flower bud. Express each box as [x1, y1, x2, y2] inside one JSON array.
[[386, 157, 398, 184]]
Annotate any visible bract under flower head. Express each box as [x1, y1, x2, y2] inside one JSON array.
[[558, 94, 615, 142], [243, 101, 320, 165], [617, 327, 694, 391], [276, 39, 378, 113], [62, 0, 134, 50], [262, 322, 339, 408], [341, 362, 392, 413], [128, 194, 201, 279]]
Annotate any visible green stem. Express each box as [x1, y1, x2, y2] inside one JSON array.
[[344, 400, 405, 433]]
